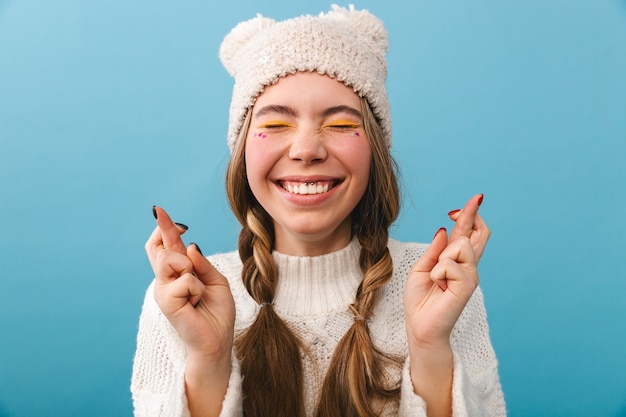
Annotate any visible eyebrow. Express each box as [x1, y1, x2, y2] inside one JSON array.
[[321, 105, 363, 120], [253, 105, 298, 119], [253, 104, 362, 120]]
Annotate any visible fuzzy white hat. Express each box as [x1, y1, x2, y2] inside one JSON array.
[[219, 4, 391, 152]]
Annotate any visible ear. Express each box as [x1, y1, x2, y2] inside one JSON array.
[[219, 14, 276, 76], [324, 5, 388, 64]]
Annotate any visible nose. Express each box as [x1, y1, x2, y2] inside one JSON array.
[[288, 130, 327, 163]]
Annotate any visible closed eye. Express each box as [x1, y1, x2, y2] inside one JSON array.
[[323, 121, 362, 131], [258, 120, 295, 129]]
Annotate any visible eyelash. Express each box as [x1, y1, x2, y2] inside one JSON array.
[[323, 123, 361, 131], [258, 121, 295, 129], [254, 120, 362, 135]]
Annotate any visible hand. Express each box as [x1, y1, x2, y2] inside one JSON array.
[[402, 194, 489, 415], [404, 193, 490, 347], [145, 206, 236, 362]]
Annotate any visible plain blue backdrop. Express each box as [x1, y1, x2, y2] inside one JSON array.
[[1, 1, 625, 416]]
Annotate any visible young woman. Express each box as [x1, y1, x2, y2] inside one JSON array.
[[131, 6, 506, 417]]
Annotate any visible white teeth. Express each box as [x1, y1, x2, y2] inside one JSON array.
[[283, 181, 331, 195]]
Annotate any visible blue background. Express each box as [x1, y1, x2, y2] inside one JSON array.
[[1, 1, 625, 416]]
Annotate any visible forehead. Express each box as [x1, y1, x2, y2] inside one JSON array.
[[252, 72, 361, 113]]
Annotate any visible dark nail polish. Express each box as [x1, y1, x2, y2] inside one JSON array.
[[152, 206, 158, 219], [174, 222, 189, 231], [434, 227, 446, 239], [448, 209, 461, 217], [193, 243, 203, 256], [478, 194, 484, 206]]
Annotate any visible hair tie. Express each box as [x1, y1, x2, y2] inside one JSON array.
[[349, 304, 368, 322], [259, 302, 272, 308]]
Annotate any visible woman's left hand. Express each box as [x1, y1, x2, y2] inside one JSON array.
[[404, 193, 490, 350], [402, 194, 489, 415]]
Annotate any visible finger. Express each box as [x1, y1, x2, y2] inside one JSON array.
[[174, 222, 189, 234], [145, 222, 188, 258], [187, 243, 230, 288], [449, 194, 483, 242], [470, 213, 490, 261], [431, 237, 479, 291], [433, 236, 476, 292], [438, 236, 476, 266], [153, 206, 187, 255], [410, 227, 449, 274], [448, 210, 490, 263], [154, 249, 195, 283], [145, 225, 165, 272], [145, 225, 189, 275], [154, 272, 206, 314], [430, 257, 479, 296]]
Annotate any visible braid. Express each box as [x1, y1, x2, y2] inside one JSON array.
[[227, 111, 305, 417], [228, 98, 402, 416], [315, 98, 402, 417]]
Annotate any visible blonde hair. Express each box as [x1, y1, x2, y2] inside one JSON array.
[[226, 97, 401, 417]]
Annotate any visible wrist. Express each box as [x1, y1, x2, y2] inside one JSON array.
[[185, 349, 232, 417], [409, 341, 453, 371], [408, 343, 453, 417], [186, 349, 232, 385]]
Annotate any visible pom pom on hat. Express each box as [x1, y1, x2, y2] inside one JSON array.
[[220, 4, 391, 152]]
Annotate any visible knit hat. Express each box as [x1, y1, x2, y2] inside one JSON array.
[[219, 4, 391, 152]]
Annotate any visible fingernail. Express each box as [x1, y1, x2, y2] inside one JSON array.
[[192, 243, 203, 256], [434, 227, 446, 239], [152, 206, 158, 219], [448, 209, 461, 217], [174, 222, 189, 231], [478, 194, 484, 206]]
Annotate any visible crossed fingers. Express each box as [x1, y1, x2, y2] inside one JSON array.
[[447, 194, 490, 262]]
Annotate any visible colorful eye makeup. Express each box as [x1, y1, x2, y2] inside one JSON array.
[[322, 120, 361, 130], [258, 120, 296, 129], [252, 119, 362, 138]]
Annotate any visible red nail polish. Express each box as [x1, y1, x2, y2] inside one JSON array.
[[434, 227, 446, 238], [448, 209, 461, 217], [477, 194, 484, 206]]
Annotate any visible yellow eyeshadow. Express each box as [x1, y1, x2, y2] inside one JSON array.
[[323, 120, 361, 128], [258, 120, 295, 128]]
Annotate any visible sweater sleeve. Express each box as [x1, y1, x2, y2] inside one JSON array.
[[130, 281, 244, 417], [398, 287, 506, 417], [448, 287, 506, 417], [398, 358, 428, 416]]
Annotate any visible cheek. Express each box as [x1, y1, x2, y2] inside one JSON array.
[[341, 141, 372, 182], [244, 139, 276, 188]]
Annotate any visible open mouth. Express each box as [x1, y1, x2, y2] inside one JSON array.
[[279, 180, 339, 195]]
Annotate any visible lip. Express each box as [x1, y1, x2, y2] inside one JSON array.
[[273, 175, 343, 203]]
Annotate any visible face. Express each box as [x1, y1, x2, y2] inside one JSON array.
[[245, 72, 372, 256]]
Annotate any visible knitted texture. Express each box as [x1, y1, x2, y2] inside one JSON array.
[[131, 239, 506, 416], [219, 4, 392, 152]]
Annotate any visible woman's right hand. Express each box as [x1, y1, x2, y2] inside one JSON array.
[[145, 206, 235, 364]]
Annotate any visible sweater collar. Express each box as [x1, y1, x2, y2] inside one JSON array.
[[271, 238, 362, 318]]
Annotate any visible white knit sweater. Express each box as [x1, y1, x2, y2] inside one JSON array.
[[131, 238, 506, 416]]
